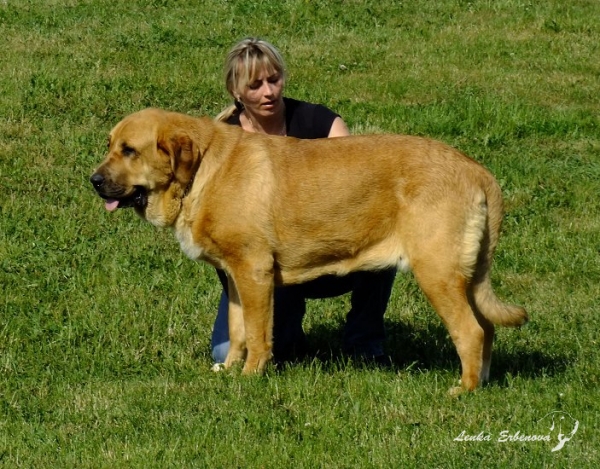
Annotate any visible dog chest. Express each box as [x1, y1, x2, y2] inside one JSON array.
[[174, 224, 206, 261]]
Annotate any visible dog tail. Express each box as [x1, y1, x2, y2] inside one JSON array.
[[472, 278, 528, 327], [466, 179, 528, 327]]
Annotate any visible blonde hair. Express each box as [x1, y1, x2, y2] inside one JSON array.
[[216, 37, 287, 122]]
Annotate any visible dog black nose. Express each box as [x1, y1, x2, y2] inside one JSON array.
[[90, 173, 105, 188]]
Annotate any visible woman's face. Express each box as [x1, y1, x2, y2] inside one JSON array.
[[237, 67, 284, 119]]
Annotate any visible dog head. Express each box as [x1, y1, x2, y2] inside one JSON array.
[[90, 108, 201, 227]]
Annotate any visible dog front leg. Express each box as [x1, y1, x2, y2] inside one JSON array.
[[229, 264, 274, 374], [224, 276, 246, 368]]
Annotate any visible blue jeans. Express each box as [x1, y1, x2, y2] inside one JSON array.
[[211, 268, 396, 363]]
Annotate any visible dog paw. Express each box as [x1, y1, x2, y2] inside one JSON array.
[[448, 379, 467, 397], [448, 385, 466, 397]]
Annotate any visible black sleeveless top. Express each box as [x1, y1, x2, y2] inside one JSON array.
[[225, 97, 340, 139]]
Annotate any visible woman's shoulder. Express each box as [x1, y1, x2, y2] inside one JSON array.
[[225, 111, 242, 126], [284, 97, 338, 118], [284, 97, 340, 139]]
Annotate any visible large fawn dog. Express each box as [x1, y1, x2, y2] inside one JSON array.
[[90, 108, 527, 393]]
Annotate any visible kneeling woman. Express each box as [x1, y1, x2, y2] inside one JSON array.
[[211, 37, 396, 364]]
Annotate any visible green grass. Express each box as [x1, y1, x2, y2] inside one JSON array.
[[1, 0, 599, 467]]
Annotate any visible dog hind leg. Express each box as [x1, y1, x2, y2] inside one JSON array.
[[478, 315, 494, 383], [411, 255, 487, 393]]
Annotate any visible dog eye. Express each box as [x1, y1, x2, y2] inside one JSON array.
[[121, 144, 136, 157]]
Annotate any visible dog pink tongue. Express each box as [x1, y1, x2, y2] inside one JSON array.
[[105, 199, 120, 212]]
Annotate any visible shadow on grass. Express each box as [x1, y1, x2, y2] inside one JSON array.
[[297, 320, 571, 384]]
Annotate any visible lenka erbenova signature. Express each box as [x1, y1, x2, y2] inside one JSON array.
[[454, 411, 579, 452]]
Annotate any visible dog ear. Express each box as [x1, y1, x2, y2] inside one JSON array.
[[159, 131, 201, 188]]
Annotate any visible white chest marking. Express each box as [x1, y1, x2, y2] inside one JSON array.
[[175, 225, 206, 261]]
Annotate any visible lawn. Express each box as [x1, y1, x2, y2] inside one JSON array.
[[1, 0, 599, 467]]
